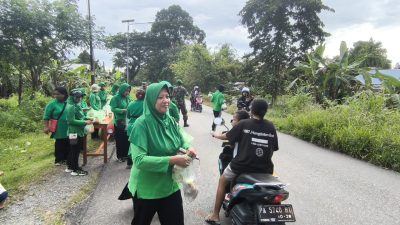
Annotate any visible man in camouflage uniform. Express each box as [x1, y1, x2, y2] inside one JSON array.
[[173, 79, 190, 127]]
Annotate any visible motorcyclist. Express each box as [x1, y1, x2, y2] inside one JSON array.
[[206, 99, 279, 225], [190, 86, 200, 110], [237, 87, 253, 111]]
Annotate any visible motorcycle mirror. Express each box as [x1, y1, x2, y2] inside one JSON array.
[[213, 117, 224, 126]]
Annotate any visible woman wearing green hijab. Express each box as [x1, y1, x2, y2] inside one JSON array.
[[98, 82, 108, 108], [111, 83, 120, 96], [128, 82, 197, 225], [110, 83, 131, 162]]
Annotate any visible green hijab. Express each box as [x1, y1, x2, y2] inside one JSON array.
[[129, 82, 183, 152], [111, 83, 120, 95]]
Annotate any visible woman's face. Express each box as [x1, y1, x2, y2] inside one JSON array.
[[231, 114, 240, 126], [53, 90, 65, 102], [155, 89, 170, 114], [124, 88, 131, 97], [74, 96, 82, 103]]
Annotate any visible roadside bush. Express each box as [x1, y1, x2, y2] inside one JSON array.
[[269, 92, 400, 172]]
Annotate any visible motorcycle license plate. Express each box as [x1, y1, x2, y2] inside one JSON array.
[[259, 204, 296, 223]]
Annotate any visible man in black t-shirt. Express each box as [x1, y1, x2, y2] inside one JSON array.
[[206, 99, 278, 225]]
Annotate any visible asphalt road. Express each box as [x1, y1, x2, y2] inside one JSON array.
[[77, 102, 400, 225]]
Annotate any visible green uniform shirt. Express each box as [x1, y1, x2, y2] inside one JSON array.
[[128, 82, 190, 199], [80, 100, 89, 116], [43, 99, 68, 139], [169, 101, 180, 123], [89, 92, 101, 110], [211, 90, 225, 111], [127, 100, 144, 136], [66, 97, 87, 137], [110, 83, 131, 125], [98, 90, 107, 109]]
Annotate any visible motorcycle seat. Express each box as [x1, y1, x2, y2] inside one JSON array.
[[236, 173, 285, 189]]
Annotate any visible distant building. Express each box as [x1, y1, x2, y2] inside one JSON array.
[[356, 69, 400, 91]]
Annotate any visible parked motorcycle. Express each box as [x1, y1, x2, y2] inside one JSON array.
[[214, 118, 296, 225]]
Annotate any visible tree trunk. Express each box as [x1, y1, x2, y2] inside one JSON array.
[[18, 72, 23, 106]]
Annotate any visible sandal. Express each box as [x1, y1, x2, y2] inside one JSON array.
[[205, 215, 220, 225]]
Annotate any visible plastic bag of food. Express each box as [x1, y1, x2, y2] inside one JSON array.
[[84, 124, 95, 133], [172, 151, 199, 202]]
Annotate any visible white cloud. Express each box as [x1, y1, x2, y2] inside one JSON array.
[[193, 14, 212, 25]]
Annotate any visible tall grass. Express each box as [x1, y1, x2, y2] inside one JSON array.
[[268, 91, 400, 172]]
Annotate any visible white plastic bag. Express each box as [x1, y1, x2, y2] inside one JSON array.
[[84, 124, 95, 133], [172, 155, 199, 201]]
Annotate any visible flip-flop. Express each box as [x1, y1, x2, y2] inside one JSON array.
[[205, 218, 221, 225]]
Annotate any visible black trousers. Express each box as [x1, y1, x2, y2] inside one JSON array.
[[91, 128, 100, 139], [55, 138, 70, 163], [68, 136, 84, 171], [211, 110, 222, 131], [132, 190, 184, 225], [115, 125, 129, 159]]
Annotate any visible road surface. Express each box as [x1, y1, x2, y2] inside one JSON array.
[[76, 102, 400, 225]]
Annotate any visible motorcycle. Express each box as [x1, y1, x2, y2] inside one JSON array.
[[214, 118, 296, 225], [191, 95, 203, 112]]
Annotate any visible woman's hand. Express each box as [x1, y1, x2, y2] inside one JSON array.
[[85, 120, 93, 125], [170, 155, 191, 168], [186, 147, 197, 159]]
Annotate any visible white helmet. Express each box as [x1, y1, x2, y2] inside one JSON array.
[[91, 84, 100, 92], [241, 87, 250, 94]]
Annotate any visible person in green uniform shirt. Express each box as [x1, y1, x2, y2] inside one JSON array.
[[128, 82, 197, 225], [111, 83, 120, 96], [89, 84, 101, 110], [125, 88, 145, 168], [211, 84, 225, 131], [164, 82, 180, 124], [98, 82, 108, 109], [79, 88, 91, 116], [89, 84, 101, 139], [110, 83, 131, 162], [43, 87, 69, 166], [66, 89, 93, 176]]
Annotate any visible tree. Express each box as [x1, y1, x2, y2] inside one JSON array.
[[106, 5, 205, 83], [0, 0, 89, 94], [151, 5, 205, 49], [349, 38, 391, 69], [105, 31, 155, 83], [171, 44, 214, 91], [240, 0, 333, 102], [77, 50, 91, 64]]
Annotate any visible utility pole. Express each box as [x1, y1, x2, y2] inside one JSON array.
[[88, 0, 95, 84], [122, 19, 134, 83]]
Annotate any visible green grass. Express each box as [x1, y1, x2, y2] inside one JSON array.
[[268, 92, 400, 172], [0, 133, 54, 200], [0, 132, 105, 201]]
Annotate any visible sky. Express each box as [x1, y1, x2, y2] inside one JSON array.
[[75, 0, 400, 69]]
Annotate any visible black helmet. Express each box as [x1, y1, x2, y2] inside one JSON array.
[[70, 89, 83, 98]]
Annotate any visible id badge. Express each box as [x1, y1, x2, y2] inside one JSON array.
[[69, 133, 78, 145]]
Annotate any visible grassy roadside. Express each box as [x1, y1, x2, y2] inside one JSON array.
[[0, 132, 104, 202], [0, 133, 54, 201]]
